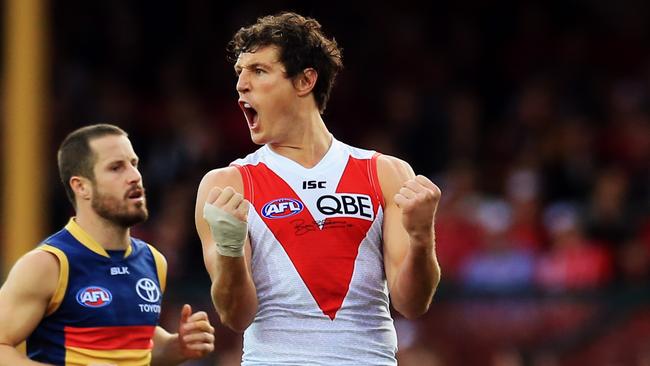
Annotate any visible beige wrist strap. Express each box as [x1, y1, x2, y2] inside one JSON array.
[[203, 203, 247, 257]]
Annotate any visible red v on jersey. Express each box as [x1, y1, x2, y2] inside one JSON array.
[[238, 157, 381, 320]]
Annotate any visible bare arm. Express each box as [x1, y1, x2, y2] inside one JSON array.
[[151, 304, 215, 365], [0, 251, 59, 366], [195, 167, 258, 332], [378, 155, 441, 319]]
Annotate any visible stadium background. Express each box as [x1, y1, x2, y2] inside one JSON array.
[[1, 0, 649, 365]]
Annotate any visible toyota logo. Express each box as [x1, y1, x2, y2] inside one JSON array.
[[136, 278, 160, 303]]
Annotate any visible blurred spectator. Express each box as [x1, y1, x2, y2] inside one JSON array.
[[541, 115, 596, 203], [617, 238, 650, 286], [505, 166, 545, 251], [536, 203, 613, 291], [435, 161, 483, 280], [584, 168, 634, 247], [459, 199, 536, 294]]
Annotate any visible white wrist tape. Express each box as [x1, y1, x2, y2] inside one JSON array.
[[203, 203, 247, 257]]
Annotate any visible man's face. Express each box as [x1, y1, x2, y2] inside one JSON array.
[[234, 45, 298, 145], [88, 134, 148, 227]]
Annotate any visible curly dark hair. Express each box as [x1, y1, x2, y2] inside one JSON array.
[[227, 12, 343, 113]]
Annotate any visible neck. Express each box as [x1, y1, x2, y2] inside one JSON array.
[[268, 109, 332, 168], [74, 209, 131, 250]]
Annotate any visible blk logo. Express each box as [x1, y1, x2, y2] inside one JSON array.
[[261, 198, 304, 219], [76, 286, 113, 308], [135, 278, 160, 303], [110, 266, 129, 275]]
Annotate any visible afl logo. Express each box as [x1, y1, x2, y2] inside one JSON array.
[[136, 278, 161, 303], [261, 198, 304, 219], [76, 286, 112, 308]]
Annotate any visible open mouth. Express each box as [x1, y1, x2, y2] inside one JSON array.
[[126, 187, 145, 201], [239, 100, 258, 129]]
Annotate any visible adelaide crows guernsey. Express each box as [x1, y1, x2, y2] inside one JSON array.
[[233, 138, 397, 365], [27, 218, 166, 366]]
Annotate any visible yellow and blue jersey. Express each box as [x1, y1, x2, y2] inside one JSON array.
[[27, 218, 167, 366]]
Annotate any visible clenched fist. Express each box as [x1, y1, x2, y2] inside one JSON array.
[[394, 175, 441, 241], [203, 186, 250, 257], [205, 186, 249, 222]]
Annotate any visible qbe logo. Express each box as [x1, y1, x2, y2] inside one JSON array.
[[317, 193, 374, 221], [76, 286, 112, 308], [261, 198, 304, 219]]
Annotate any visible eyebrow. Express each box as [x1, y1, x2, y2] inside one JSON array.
[[105, 156, 139, 166], [234, 61, 277, 74]]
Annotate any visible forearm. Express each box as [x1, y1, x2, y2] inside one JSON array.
[[390, 233, 441, 319], [211, 255, 258, 332], [0, 345, 52, 366]]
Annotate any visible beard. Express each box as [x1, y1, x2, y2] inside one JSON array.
[[91, 185, 149, 228]]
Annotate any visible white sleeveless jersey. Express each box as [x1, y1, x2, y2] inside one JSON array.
[[232, 138, 397, 365]]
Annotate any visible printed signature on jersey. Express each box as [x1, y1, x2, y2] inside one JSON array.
[[291, 218, 353, 235]]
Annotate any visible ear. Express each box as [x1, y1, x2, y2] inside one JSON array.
[[294, 68, 318, 97], [70, 176, 92, 202]]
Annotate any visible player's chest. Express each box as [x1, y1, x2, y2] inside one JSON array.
[[61, 258, 162, 324]]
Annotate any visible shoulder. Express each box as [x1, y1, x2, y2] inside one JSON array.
[[376, 154, 415, 180], [34, 244, 69, 283], [23, 248, 61, 272], [376, 154, 416, 202], [7, 249, 60, 294], [198, 166, 244, 194], [0, 249, 60, 327], [201, 166, 242, 182]]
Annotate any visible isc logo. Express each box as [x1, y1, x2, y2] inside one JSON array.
[[302, 180, 326, 189], [261, 198, 304, 219], [76, 286, 113, 308]]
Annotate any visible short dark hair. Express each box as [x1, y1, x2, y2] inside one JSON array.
[[57, 124, 127, 208], [227, 11, 343, 113]]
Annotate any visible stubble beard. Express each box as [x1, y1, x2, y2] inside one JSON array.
[[91, 189, 149, 228]]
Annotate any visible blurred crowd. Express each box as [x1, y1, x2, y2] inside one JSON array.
[[43, 1, 650, 365]]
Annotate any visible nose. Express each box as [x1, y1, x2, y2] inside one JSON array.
[[236, 70, 250, 93], [127, 164, 142, 184]]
